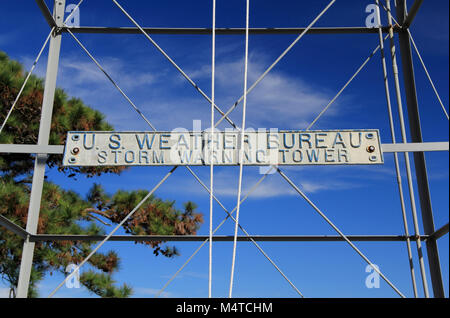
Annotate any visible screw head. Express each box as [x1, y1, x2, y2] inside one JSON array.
[[71, 147, 80, 155], [367, 145, 376, 153]]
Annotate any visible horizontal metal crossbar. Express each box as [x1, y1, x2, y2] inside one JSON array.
[[381, 142, 449, 153], [28, 234, 429, 242], [0, 213, 433, 242], [60, 26, 395, 35], [1, 142, 447, 155], [0, 144, 64, 154]]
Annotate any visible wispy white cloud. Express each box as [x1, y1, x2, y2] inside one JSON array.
[[163, 167, 363, 200], [18, 53, 167, 131], [59, 56, 157, 91], [19, 46, 341, 133], [188, 53, 336, 129]]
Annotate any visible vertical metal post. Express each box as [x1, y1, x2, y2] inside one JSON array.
[[395, 0, 445, 298], [376, 0, 418, 297], [381, 0, 430, 297], [16, 0, 66, 298], [386, 0, 429, 298]]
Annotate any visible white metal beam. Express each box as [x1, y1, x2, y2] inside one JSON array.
[[16, 0, 66, 298], [0, 144, 64, 154], [381, 142, 449, 153]]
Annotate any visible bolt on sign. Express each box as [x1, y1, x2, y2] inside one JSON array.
[[63, 130, 383, 166]]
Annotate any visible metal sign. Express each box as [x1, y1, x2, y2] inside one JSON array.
[[63, 130, 383, 166]]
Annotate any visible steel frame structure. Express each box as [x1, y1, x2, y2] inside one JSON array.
[[0, 0, 448, 298]]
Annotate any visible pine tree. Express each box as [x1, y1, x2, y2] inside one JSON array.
[[0, 51, 203, 297]]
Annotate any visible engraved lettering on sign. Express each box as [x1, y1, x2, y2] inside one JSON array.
[[63, 130, 383, 166]]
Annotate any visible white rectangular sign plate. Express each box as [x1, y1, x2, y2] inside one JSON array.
[[63, 130, 383, 166]]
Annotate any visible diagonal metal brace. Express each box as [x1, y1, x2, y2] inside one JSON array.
[[0, 215, 28, 239], [35, 0, 57, 28]]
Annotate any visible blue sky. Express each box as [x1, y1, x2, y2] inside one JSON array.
[[0, 0, 448, 298]]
